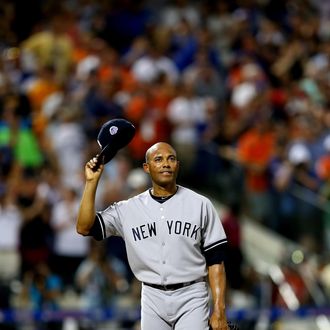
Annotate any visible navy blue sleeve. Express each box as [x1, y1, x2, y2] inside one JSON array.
[[87, 214, 106, 241], [202, 239, 227, 266]]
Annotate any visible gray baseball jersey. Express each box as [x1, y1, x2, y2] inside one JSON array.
[[90, 185, 227, 285]]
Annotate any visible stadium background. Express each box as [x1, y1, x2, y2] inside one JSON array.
[[1, 0, 330, 329]]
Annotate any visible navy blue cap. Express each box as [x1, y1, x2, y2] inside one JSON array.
[[97, 118, 136, 164]]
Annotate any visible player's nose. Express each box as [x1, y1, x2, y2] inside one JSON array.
[[162, 160, 171, 167]]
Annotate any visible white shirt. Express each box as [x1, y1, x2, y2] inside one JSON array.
[[167, 96, 207, 144], [51, 199, 89, 257], [132, 56, 179, 83], [0, 203, 22, 250]]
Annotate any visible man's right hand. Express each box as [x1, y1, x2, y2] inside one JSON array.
[[85, 155, 104, 181]]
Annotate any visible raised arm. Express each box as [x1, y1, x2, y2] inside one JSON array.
[[76, 156, 104, 236], [208, 262, 228, 330]]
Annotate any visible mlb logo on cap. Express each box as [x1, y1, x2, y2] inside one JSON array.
[[97, 118, 136, 164]]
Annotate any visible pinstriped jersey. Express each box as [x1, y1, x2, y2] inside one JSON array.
[[93, 185, 227, 285]]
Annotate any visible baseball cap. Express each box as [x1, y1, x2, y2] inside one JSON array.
[[97, 118, 136, 164]]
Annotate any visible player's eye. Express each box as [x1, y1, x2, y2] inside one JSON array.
[[168, 156, 177, 162]]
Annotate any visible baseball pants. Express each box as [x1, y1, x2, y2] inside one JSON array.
[[141, 281, 210, 330]]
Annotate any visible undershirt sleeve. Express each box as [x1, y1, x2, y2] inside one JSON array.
[[202, 239, 227, 266], [87, 213, 106, 241]]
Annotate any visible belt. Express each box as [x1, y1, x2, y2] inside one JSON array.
[[143, 278, 204, 291]]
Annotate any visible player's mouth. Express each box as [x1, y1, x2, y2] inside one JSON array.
[[160, 171, 172, 175]]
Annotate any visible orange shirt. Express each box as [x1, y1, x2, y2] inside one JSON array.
[[98, 66, 137, 92], [316, 155, 330, 180], [238, 128, 275, 192], [26, 78, 60, 136], [125, 93, 147, 123], [125, 92, 172, 161], [26, 79, 60, 112]]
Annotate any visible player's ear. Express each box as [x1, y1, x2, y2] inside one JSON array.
[[143, 162, 150, 174]]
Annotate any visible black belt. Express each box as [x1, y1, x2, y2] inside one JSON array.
[[143, 278, 204, 291]]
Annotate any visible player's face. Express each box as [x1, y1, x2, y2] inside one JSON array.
[[143, 143, 179, 187]]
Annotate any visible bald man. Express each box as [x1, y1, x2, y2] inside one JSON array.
[[77, 142, 229, 330]]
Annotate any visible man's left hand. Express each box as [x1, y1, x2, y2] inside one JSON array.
[[209, 310, 229, 330]]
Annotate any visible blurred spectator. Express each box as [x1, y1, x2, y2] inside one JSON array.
[[206, 1, 238, 67], [229, 60, 268, 114], [167, 79, 212, 183], [45, 104, 87, 190], [75, 1, 105, 37], [75, 240, 128, 309], [0, 85, 44, 169], [287, 143, 322, 247], [74, 35, 104, 82], [24, 64, 61, 139], [0, 74, 32, 122], [36, 162, 62, 208], [182, 48, 226, 102], [160, 0, 200, 30], [124, 75, 173, 164], [83, 71, 123, 119], [97, 44, 136, 93], [20, 262, 63, 330], [172, 23, 223, 73], [0, 184, 22, 283], [269, 135, 295, 237], [16, 167, 53, 279], [206, 113, 245, 204], [122, 36, 150, 68], [20, 9, 74, 84], [222, 202, 244, 291], [50, 186, 90, 290], [236, 113, 276, 225], [82, 70, 124, 141], [270, 140, 322, 247], [131, 39, 179, 85]]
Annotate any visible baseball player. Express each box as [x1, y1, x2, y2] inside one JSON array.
[[76, 142, 229, 330]]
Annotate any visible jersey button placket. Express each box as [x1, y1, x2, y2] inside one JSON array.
[[160, 209, 165, 248], [160, 207, 164, 221], [160, 207, 167, 283]]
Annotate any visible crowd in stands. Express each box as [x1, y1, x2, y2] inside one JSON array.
[[2, 0, 330, 328]]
